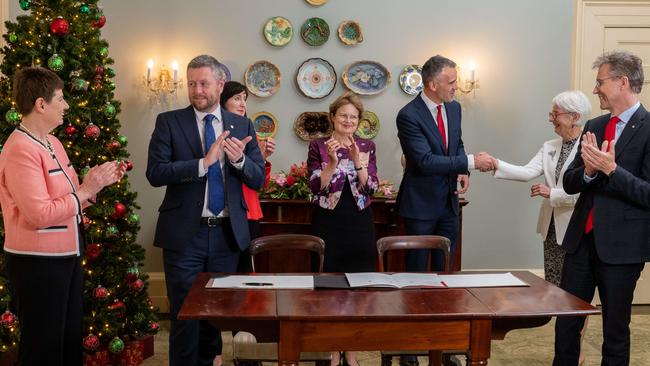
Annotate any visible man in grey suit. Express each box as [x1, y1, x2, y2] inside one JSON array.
[[554, 51, 650, 366], [146, 55, 265, 366]]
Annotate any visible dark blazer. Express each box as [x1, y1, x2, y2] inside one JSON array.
[[396, 94, 469, 220], [146, 105, 265, 251], [563, 104, 650, 264]]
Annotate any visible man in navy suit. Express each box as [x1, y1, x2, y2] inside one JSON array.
[[146, 54, 264, 366], [554, 51, 650, 366], [396, 55, 494, 275]]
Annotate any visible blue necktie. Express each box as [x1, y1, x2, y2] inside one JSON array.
[[204, 114, 225, 215]]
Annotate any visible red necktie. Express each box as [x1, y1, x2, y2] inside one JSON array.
[[436, 105, 447, 152], [585, 115, 619, 233]]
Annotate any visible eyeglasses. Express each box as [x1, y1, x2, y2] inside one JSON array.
[[548, 111, 573, 120], [595, 75, 622, 88], [335, 113, 359, 121]]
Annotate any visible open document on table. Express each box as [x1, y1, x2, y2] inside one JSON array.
[[345, 273, 446, 288], [438, 272, 529, 288], [206, 275, 314, 289]]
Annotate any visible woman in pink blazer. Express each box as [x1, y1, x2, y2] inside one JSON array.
[[0, 67, 124, 366]]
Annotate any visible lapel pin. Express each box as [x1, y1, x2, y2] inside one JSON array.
[[230, 125, 234, 129]]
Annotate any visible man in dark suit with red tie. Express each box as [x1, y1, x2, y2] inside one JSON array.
[[147, 54, 264, 366], [554, 51, 650, 366], [396, 55, 494, 274]]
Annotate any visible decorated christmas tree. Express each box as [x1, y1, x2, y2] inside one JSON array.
[[0, 0, 158, 360]]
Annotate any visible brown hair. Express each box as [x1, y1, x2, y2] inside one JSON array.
[[329, 91, 364, 120], [13, 67, 64, 115]]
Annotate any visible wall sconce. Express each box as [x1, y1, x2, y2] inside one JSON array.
[[143, 59, 182, 104], [457, 60, 479, 96]]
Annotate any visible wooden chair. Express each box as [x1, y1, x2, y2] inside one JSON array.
[[232, 234, 331, 366], [377, 235, 462, 366]]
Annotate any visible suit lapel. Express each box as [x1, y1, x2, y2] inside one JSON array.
[[615, 105, 647, 159], [414, 94, 446, 153], [179, 106, 204, 159]]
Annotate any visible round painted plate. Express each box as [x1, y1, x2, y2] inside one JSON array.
[[294, 112, 332, 141], [296, 58, 337, 99], [305, 0, 327, 5], [337, 20, 363, 45], [251, 111, 278, 140], [263, 16, 293, 47], [301, 17, 330, 46], [218, 62, 232, 82], [355, 110, 380, 139], [244, 60, 281, 98], [399, 64, 423, 95], [342, 60, 391, 95]]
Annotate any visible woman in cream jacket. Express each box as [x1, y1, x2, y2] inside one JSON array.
[[493, 90, 591, 286]]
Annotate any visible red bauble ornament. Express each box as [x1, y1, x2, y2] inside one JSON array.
[[148, 321, 159, 332], [92, 15, 106, 28], [107, 140, 121, 151], [0, 310, 16, 328], [108, 299, 125, 311], [84, 123, 100, 139], [50, 17, 70, 36], [111, 202, 127, 220], [93, 285, 108, 299], [129, 279, 144, 293], [83, 333, 100, 351], [86, 243, 102, 261], [95, 65, 104, 75], [125, 160, 134, 171], [65, 124, 77, 136]]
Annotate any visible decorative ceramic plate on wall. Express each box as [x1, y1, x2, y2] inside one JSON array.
[[300, 17, 330, 46], [337, 20, 363, 45], [342, 60, 391, 95], [251, 111, 278, 140], [355, 110, 380, 139], [296, 58, 337, 99], [244, 60, 281, 97], [305, 0, 327, 5], [263, 16, 293, 47], [218, 63, 232, 82], [399, 64, 423, 95], [294, 112, 332, 141]]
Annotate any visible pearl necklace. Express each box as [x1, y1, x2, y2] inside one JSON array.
[[19, 123, 54, 154]]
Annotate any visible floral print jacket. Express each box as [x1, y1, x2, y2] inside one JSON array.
[[308, 136, 378, 210]]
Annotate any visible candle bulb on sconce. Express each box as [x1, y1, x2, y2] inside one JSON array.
[[457, 60, 479, 96], [468, 60, 476, 82], [143, 58, 183, 105]]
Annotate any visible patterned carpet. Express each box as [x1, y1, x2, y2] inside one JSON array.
[[143, 310, 650, 365]]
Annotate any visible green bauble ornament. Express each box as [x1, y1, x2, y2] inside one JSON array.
[[106, 225, 119, 237], [19, 0, 31, 11], [47, 54, 64, 72], [79, 3, 90, 14], [126, 266, 139, 281], [126, 213, 140, 224], [108, 81, 116, 90], [72, 78, 89, 91], [99, 47, 108, 57], [8, 32, 17, 43], [5, 108, 21, 124], [80, 166, 90, 178], [103, 103, 116, 117], [106, 67, 116, 78], [117, 135, 127, 145], [108, 337, 124, 354]]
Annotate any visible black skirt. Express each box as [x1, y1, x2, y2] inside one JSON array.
[[312, 180, 376, 272]]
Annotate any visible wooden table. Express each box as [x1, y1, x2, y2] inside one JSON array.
[[179, 271, 598, 366]]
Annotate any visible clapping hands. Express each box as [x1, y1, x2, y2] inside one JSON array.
[[580, 132, 617, 176]]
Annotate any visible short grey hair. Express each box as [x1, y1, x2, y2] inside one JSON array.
[[421, 55, 457, 85], [593, 51, 644, 94], [552, 90, 592, 126], [187, 54, 225, 81]]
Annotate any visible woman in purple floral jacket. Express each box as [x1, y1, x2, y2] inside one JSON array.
[[307, 92, 379, 366]]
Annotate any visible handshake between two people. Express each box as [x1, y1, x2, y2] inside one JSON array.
[[474, 152, 499, 172]]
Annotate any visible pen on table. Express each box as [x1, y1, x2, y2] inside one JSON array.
[[243, 282, 273, 286]]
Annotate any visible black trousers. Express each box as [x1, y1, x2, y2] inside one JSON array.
[[553, 232, 644, 366], [6, 254, 83, 366]]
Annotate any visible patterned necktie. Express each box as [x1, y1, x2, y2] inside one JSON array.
[[585, 115, 620, 233], [204, 114, 225, 215], [436, 105, 447, 153]]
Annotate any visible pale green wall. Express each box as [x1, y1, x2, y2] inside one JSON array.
[[9, 0, 578, 272]]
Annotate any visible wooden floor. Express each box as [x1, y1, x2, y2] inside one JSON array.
[[143, 308, 650, 366]]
